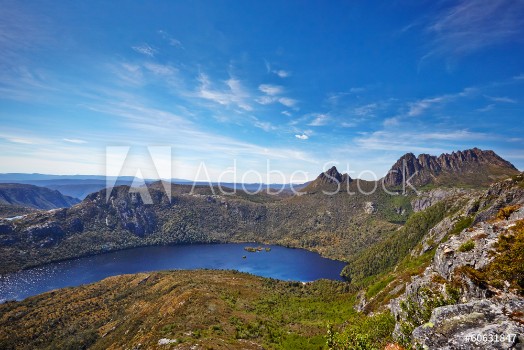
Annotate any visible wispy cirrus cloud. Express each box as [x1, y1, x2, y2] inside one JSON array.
[[256, 84, 283, 104], [485, 95, 517, 103], [143, 62, 177, 76], [278, 97, 297, 108], [132, 44, 157, 57], [407, 87, 475, 117], [63, 138, 87, 144], [259, 84, 283, 96], [354, 129, 488, 154], [476, 104, 495, 112], [263, 61, 291, 78], [423, 0, 524, 58], [158, 30, 183, 48], [252, 117, 276, 132], [308, 114, 329, 126], [196, 73, 253, 111], [255, 84, 298, 108]]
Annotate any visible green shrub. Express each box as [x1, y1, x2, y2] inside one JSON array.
[[458, 240, 475, 252], [326, 312, 395, 350]]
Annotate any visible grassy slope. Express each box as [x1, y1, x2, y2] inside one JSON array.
[[0, 270, 394, 350]]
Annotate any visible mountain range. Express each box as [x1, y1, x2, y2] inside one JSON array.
[[0, 148, 522, 349], [383, 148, 518, 188]]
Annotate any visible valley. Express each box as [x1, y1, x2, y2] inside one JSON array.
[[0, 149, 523, 349]]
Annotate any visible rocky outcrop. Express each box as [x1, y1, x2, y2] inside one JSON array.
[[302, 166, 352, 192], [364, 201, 377, 214], [391, 176, 524, 349], [383, 148, 519, 188], [411, 188, 468, 212], [413, 297, 524, 349]]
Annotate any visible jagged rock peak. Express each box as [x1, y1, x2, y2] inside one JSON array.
[[303, 166, 352, 192], [384, 148, 519, 187], [316, 166, 352, 185]]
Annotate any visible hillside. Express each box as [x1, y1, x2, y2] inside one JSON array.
[[383, 148, 519, 188], [0, 183, 80, 210], [0, 180, 409, 274], [0, 270, 388, 350], [1, 174, 523, 349]]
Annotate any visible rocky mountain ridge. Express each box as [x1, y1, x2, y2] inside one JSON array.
[[384, 148, 519, 188]]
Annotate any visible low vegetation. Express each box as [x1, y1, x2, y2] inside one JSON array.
[[0, 270, 379, 350], [462, 219, 524, 295], [340, 200, 453, 285], [458, 239, 475, 252]]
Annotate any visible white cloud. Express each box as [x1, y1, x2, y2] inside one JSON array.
[[281, 111, 292, 117], [263, 61, 290, 78], [63, 138, 87, 144], [253, 119, 276, 132], [259, 84, 283, 96], [143, 62, 177, 76], [295, 134, 309, 140], [407, 88, 475, 117], [196, 73, 252, 111], [274, 70, 290, 78], [112, 63, 143, 86], [278, 97, 297, 108], [383, 117, 400, 126], [3, 136, 34, 144], [308, 114, 329, 126], [476, 104, 495, 112], [354, 103, 378, 117], [255, 96, 277, 105], [354, 129, 488, 153], [425, 0, 524, 58], [485, 95, 517, 103], [158, 30, 183, 48], [132, 44, 157, 57]]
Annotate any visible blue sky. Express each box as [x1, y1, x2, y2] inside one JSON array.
[[0, 0, 523, 182]]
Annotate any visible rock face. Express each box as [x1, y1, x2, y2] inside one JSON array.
[[383, 148, 518, 188], [412, 298, 524, 349], [390, 175, 524, 349], [411, 188, 468, 212]]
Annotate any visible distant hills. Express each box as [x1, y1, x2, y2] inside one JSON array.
[[0, 174, 306, 199], [0, 183, 80, 210], [0, 148, 517, 200]]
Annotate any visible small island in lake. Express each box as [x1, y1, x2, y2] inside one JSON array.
[[244, 246, 271, 253]]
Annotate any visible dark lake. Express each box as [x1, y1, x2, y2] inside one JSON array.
[[0, 243, 346, 302]]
